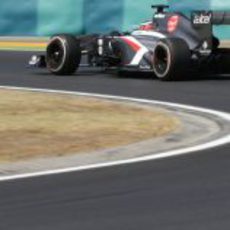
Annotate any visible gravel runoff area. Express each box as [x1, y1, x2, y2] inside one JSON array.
[[0, 87, 230, 177]]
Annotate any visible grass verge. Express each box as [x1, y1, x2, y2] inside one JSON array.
[[0, 89, 180, 163]]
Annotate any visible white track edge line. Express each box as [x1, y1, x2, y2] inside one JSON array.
[[0, 85, 230, 182]]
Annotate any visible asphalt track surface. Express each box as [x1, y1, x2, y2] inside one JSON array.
[[0, 51, 230, 230]]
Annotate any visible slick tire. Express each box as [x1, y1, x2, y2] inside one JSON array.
[[153, 38, 190, 81], [46, 34, 81, 75]]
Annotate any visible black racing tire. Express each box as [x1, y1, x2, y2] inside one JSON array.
[[153, 38, 190, 81], [213, 36, 220, 50], [46, 34, 81, 75]]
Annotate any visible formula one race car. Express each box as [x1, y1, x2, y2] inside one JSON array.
[[29, 5, 230, 81]]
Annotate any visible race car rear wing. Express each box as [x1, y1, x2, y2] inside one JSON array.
[[191, 11, 230, 26], [212, 12, 230, 25], [191, 11, 230, 51], [179, 11, 230, 53], [151, 5, 230, 25]]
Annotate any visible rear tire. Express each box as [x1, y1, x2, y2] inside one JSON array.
[[46, 34, 81, 75], [153, 38, 190, 81]]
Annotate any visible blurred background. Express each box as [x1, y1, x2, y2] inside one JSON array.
[[0, 0, 229, 38]]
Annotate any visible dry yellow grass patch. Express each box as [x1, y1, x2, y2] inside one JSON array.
[[0, 90, 180, 162]]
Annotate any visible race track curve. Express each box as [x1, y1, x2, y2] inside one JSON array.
[[0, 51, 230, 230]]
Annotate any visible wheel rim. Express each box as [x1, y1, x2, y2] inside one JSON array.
[[154, 44, 170, 77], [47, 39, 65, 71]]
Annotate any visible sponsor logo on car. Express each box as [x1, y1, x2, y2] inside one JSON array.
[[193, 12, 212, 25]]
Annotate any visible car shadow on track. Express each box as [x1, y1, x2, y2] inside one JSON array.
[[114, 71, 230, 82], [30, 69, 230, 82], [186, 74, 230, 81]]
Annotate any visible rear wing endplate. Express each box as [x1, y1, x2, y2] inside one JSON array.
[[192, 11, 230, 25], [212, 12, 230, 25]]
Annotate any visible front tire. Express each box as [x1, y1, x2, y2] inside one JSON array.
[[46, 34, 81, 75], [153, 38, 190, 81]]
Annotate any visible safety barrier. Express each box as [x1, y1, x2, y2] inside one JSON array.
[[0, 0, 229, 38]]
